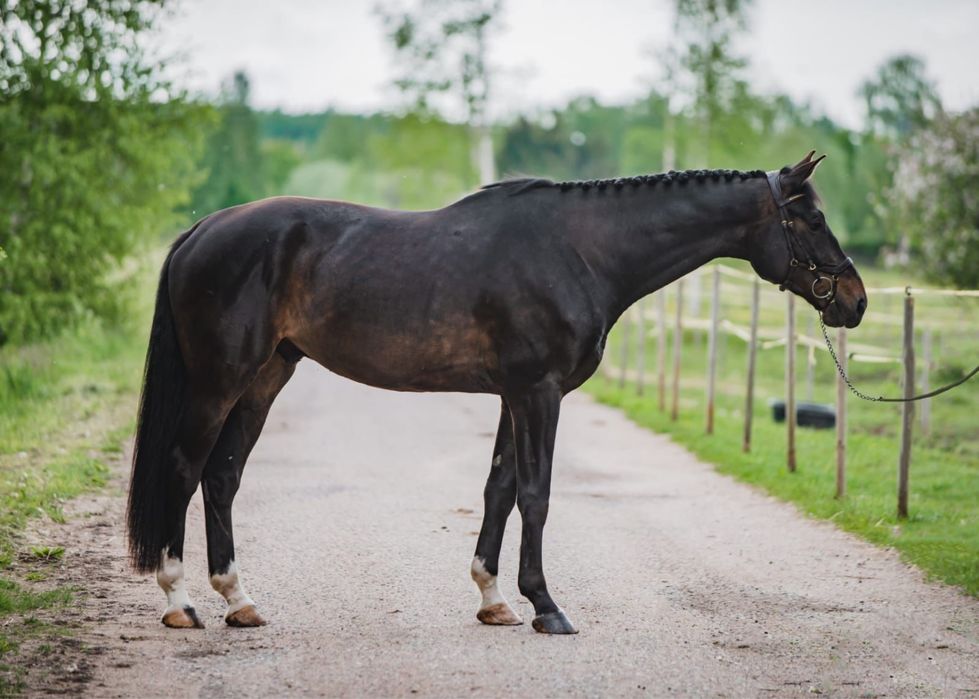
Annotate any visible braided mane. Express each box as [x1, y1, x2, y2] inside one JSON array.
[[482, 168, 768, 195]]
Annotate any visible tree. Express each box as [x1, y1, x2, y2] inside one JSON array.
[[0, 0, 206, 345], [189, 71, 269, 216], [364, 113, 475, 208], [884, 108, 979, 288], [859, 54, 941, 140], [668, 0, 754, 166], [378, 0, 501, 184]]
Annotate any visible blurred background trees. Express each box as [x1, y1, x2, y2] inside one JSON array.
[[188, 71, 300, 217], [378, 0, 501, 184], [669, 0, 753, 167], [884, 108, 979, 287], [0, 0, 976, 349], [0, 0, 205, 344], [860, 54, 942, 140]]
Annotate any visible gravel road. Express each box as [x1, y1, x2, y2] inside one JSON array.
[[33, 361, 979, 697]]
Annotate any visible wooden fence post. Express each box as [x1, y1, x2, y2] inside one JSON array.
[[635, 296, 646, 395], [920, 327, 932, 435], [786, 294, 797, 472], [835, 327, 847, 499], [706, 266, 720, 434], [898, 293, 915, 519], [618, 306, 631, 389], [671, 279, 684, 421], [657, 290, 667, 411], [742, 277, 760, 452]]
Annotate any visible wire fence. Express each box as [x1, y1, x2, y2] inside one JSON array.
[[601, 263, 979, 518]]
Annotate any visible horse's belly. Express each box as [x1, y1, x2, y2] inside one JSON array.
[[297, 317, 500, 394]]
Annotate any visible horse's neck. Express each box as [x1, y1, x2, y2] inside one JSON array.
[[564, 180, 763, 321]]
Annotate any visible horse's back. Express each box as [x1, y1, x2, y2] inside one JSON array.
[[165, 196, 516, 391], [165, 193, 600, 394]]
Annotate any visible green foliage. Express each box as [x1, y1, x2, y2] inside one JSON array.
[[365, 114, 476, 207], [281, 110, 477, 209], [189, 72, 264, 215], [378, 0, 500, 124], [498, 96, 663, 181], [0, 0, 207, 346], [258, 109, 333, 149], [885, 108, 979, 287], [188, 72, 306, 217], [669, 0, 754, 165], [378, 0, 501, 182], [859, 54, 942, 139], [312, 112, 394, 162]]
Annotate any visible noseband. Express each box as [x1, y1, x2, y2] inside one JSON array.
[[766, 171, 853, 306]]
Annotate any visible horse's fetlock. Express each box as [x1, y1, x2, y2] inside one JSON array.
[[518, 570, 546, 599]]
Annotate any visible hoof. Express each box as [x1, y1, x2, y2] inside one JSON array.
[[532, 609, 578, 635], [162, 605, 205, 629], [476, 602, 523, 626], [225, 604, 267, 628]]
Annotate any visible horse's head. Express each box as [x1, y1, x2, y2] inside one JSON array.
[[749, 152, 867, 328]]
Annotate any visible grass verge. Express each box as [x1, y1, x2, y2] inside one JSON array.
[[586, 377, 979, 597], [0, 258, 154, 693]]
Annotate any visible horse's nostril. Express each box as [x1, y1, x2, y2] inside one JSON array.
[[856, 297, 867, 316]]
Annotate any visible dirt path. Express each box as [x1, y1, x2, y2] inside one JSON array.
[[29, 362, 979, 697]]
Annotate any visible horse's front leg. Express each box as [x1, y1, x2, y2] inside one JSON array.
[[471, 400, 522, 625], [508, 381, 577, 634]]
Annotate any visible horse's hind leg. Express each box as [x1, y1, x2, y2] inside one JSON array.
[[471, 400, 523, 625], [157, 382, 243, 629], [203, 353, 296, 627]]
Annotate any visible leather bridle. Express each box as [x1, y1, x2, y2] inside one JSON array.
[[766, 171, 853, 307]]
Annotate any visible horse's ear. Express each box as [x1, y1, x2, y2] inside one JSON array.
[[782, 153, 826, 193], [797, 150, 816, 166]]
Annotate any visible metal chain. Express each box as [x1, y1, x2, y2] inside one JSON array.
[[818, 313, 979, 403], [818, 315, 885, 401]]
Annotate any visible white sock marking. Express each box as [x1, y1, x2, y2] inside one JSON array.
[[210, 560, 256, 615], [157, 551, 194, 613], [471, 556, 508, 610]]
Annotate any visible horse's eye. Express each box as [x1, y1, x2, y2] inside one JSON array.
[[810, 213, 825, 231]]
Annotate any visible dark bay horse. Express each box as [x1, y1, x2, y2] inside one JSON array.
[[127, 152, 866, 634]]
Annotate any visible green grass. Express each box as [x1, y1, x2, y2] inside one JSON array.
[[0, 255, 157, 692], [0, 579, 74, 694], [589, 263, 979, 596], [0, 318, 146, 566], [0, 579, 72, 616]]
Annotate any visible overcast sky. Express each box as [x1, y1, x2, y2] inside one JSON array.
[[156, 0, 979, 130]]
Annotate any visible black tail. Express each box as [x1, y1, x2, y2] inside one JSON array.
[[127, 227, 197, 573]]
